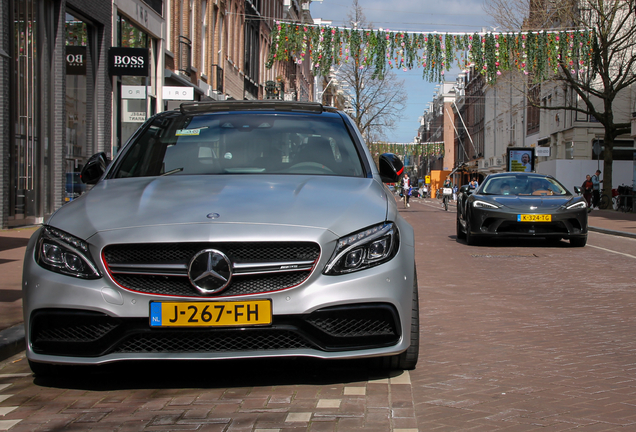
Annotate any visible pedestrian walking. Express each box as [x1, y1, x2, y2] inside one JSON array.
[[469, 177, 479, 189], [592, 169, 602, 210], [402, 173, 411, 208], [581, 174, 593, 208]]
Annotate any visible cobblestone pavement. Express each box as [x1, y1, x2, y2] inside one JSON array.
[[1, 199, 636, 431]]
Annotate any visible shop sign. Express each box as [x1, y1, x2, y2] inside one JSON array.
[[66, 46, 87, 75], [535, 147, 550, 157], [163, 86, 194, 100], [124, 111, 147, 123], [122, 85, 147, 99], [108, 47, 149, 77]]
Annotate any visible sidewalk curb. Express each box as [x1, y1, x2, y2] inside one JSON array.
[[0, 324, 25, 362], [589, 226, 636, 240]]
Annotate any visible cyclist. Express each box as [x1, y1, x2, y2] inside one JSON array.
[[442, 177, 453, 210]]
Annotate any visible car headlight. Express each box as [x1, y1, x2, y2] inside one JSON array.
[[35, 226, 101, 279], [324, 223, 399, 275], [565, 200, 587, 210], [473, 200, 499, 209]]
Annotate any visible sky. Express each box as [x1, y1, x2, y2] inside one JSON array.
[[308, 0, 494, 143]]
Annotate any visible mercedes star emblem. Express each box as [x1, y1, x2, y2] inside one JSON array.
[[188, 249, 232, 294]]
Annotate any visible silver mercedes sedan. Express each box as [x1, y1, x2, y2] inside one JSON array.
[[23, 101, 419, 376]]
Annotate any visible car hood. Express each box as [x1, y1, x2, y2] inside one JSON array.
[[48, 175, 389, 240], [484, 195, 575, 210]]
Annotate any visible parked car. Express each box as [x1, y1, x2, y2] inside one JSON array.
[[23, 100, 419, 375], [456, 172, 588, 246]]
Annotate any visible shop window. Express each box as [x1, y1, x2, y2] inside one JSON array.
[[116, 15, 152, 150], [64, 12, 92, 203]]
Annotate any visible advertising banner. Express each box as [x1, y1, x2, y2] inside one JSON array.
[[507, 147, 535, 172]]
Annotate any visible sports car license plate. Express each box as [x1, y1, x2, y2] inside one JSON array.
[[150, 300, 272, 327], [517, 214, 552, 222]]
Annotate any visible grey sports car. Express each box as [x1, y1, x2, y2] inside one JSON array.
[[456, 172, 588, 246], [23, 101, 419, 375]]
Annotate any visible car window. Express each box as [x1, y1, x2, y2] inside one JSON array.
[[481, 176, 569, 196], [111, 113, 364, 178]]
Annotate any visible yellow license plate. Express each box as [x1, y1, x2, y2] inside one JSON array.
[[517, 214, 552, 222], [150, 300, 272, 327]]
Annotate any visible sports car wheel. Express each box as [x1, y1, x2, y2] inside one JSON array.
[[456, 215, 466, 240], [376, 266, 419, 370], [570, 236, 587, 247], [465, 217, 478, 246]]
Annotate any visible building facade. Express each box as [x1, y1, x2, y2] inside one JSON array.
[[2, 0, 112, 228], [1, 0, 318, 229]]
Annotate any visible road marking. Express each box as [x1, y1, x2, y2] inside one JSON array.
[[344, 386, 366, 395], [0, 420, 22, 431], [285, 412, 312, 422], [588, 244, 636, 260], [317, 399, 341, 408], [0, 407, 17, 416]]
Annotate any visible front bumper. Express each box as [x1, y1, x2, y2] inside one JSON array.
[[23, 227, 416, 366], [468, 207, 588, 238]]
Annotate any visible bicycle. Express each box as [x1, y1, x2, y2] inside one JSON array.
[[598, 193, 610, 210], [441, 187, 453, 211], [402, 187, 411, 208]]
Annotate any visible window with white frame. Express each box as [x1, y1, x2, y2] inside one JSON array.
[[201, 0, 207, 76]]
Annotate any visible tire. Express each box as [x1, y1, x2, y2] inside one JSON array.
[[465, 217, 478, 246], [443, 197, 448, 211], [456, 215, 466, 240], [375, 266, 419, 371], [599, 194, 610, 210], [570, 236, 587, 247]]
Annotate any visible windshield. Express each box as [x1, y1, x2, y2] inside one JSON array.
[[111, 112, 364, 178], [480, 175, 569, 196]]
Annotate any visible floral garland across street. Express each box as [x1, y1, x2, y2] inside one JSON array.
[[266, 22, 596, 83], [367, 142, 444, 158]]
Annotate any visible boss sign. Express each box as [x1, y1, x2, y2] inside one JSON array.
[[108, 47, 149, 77]]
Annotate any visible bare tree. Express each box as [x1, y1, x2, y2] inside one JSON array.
[[334, 0, 407, 142], [485, 0, 636, 200]]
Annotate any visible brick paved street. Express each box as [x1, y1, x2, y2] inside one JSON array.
[[1, 199, 636, 431]]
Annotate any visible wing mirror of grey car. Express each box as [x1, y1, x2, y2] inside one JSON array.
[[81, 152, 109, 185], [573, 186, 581, 195], [378, 153, 404, 183]]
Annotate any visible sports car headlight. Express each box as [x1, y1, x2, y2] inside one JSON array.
[[324, 223, 399, 275], [565, 201, 587, 210], [35, 226, 101, 279], [473, 200, 499, 209]]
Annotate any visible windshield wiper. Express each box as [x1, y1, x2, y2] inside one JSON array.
[[161, 168, 184, 176]]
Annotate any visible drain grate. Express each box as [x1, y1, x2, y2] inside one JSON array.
[[471, 253, 539, 258]]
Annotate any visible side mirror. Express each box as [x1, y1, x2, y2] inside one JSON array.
[[80, 152, 109, 185], [378, 153, 404, 183], [573, 186, 581, 195]]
